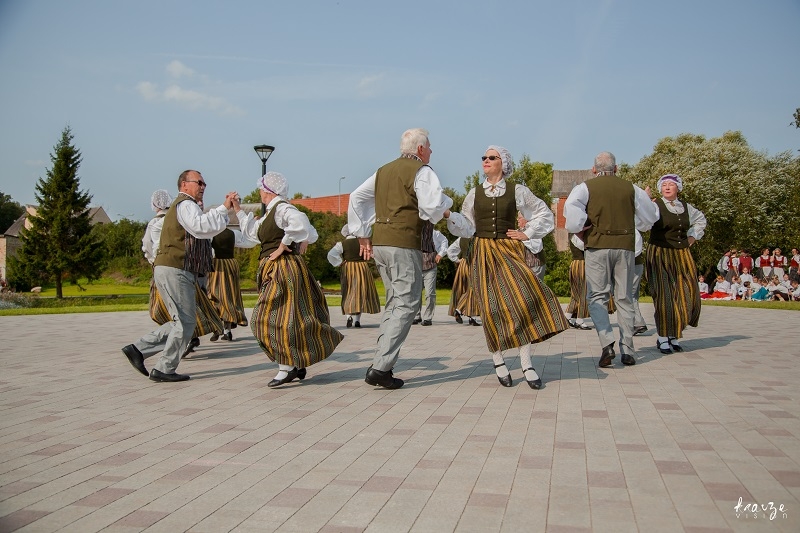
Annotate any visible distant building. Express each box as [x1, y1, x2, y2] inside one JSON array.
[[0, 205, 111, 280], [551, 169, 594, 251]]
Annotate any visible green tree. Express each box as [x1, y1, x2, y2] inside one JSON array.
[[7, 127, 106, 297], [91, 218, 149, 281], [0, 192, 24, 234], [619, 131, 800, 275], [792, 107, 800, 129]]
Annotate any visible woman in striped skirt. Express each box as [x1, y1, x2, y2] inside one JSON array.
[[446, 237, 480, 326], [235, 172, 343, 387], [326, 224, 380, 328], [646, 174, 707, 354], [207, 228, 255, 341], [447, 146, 569, 389]]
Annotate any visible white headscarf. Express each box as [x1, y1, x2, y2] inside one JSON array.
[[257, 171, 289, 198], [657, 174, 683, 192], [487, 145, 514, 178], [150, 189, 173, 212]]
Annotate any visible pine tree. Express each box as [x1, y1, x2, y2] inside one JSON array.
[[8, 127, 106, 297]]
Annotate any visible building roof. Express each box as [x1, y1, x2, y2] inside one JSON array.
[[291, 194, 350, 216], [3, 206, 111, 237], [551, 169, 594, 197]]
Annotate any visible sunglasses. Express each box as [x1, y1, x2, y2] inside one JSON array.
[[186, 180, 207, 187], [481, 155, 501, 161]]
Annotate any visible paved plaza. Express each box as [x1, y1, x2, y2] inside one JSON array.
[[0, 303, 798, 532]]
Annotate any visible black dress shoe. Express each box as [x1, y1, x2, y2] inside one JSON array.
[[454, 311, 463, 324], [421, 320, 432, 326], [122, 344, 148, 377], [522, 367, 542, 389], [221, 332, 233, 341], [268, 367, 298, 388], [577, 322, 593, 330], [657, 340, 672, 354], [668, 338, 684, 352], [297, 368, 307, 380], [633, 325, 648, 336], [182, 337, 200, 358], [621, 354, 636, 366], [365, 367, 404, 389], [346, 317, 353, 328], [469, 317, 480, 326], [149, 368, 190, 382], [599, 343, 616, 368], [494, 363, 513, 387], [209, 332, 220, 342], [354, 321, 361, 328], [412, 318, 422, 325]]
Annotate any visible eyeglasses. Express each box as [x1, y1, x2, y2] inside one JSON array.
[[186, 180, 206, 187], [481, 155, 501, 161]]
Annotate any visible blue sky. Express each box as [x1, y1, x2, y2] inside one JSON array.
[[1, 0, 798, 222]]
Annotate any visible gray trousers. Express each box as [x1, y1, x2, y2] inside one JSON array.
[[134, 265, 197, 374], [632, 262, 646, 328], [415, 266, 437, 322], [372, 246, 422, 372], [585, 248, 636, 356]]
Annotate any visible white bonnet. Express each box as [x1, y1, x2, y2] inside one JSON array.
[[487, 145, 514, 177], [150, 189, 173, 212], [657, 174, 683, 192], [257, 171, 289, 197]]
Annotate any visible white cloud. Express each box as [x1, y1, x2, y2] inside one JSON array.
[[136, 81, 159, 101], [166, 60, 195, 79], [356, 74, 385, 98], [135, 62, 243, 116]]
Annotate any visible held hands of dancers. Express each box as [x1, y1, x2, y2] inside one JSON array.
[[224, 192, 242, 212]]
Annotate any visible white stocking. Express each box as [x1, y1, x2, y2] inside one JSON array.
[[519, 344, 540, 381], [492, 351, 510, 378], [274, 363, 293, 381]]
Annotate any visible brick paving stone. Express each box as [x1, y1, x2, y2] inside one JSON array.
[[0, 304, 799, 532]]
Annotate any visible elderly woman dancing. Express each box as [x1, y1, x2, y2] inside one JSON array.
[[646, 174, 707, 354], [447, 145, 569, 389], [234, 172, 343, 387]]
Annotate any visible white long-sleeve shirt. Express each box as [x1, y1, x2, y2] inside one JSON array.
[[327, 236, 358, 267], [176, 197, 230, 239], [563, 180, 660, 235], [431, 229, 449, 257], [447, 179, 554, 240], [142, 211, 167, 264], [347, 162, 453, 238], [237, 196, 318, 248]]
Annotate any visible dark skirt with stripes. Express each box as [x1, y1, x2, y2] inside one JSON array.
[[565, 259, 616, 317], [340, 261, 381, 315], [207, 258, 248, 327], [449, 259, 481, 317], [149, 278, 224, 337], [646, 244, 701, 338], [251, 255, 343, 367], [469, 237, 569, 353]]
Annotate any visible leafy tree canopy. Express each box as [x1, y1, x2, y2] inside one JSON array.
[[0, 191, 24, 234]]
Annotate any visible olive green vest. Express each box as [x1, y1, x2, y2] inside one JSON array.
[[211, 228, 235, 259], [584, 175, 636, 251], [474, 184, 516, 239], [154, 194, 213, 274], [342, 238, 364, 262], [258, 201, 298, 259], [649, 198, 690, 249], [372, 157, 425, 249]]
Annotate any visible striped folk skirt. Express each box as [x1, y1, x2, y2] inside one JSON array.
[[646, 244, 701, 338], [449, 259, 481, 317], [469, 238, 569, 353], [565, 259, 616, 318], [149, 278, 224, 337], [340, 261, 381, 315], [207, 258, 248, 327], [251, 255, 343, 367]]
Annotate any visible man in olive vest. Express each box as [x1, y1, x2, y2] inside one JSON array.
[[348, 128, 453, 389], [564, 152, 659, 368], [122, 170, 237, 382]]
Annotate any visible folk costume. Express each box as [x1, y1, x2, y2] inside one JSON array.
[[446, 237, 480, 326], [327, 224, 381, 328], [565, 234, 616, 330], [207, 227, 255, 341]]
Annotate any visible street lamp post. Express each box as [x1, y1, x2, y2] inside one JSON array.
[[253, 144, 275, 216], [338, 176, 346, 216]]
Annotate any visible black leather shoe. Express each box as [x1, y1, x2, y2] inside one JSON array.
[[209, 332, 220, 342], [454, 311, 463, 324], [354, 321, 361, 328], [221, 332, 233, 341], [657, 340, 672, 354], [122, 344, 148, 377], [346, 317, 353, 328], [421, 320, 432, 326], [668, 338, 684, 352], [149, 368, 190, 382], [412, 318, 422, 325], [495, 363, 513, 387], [469, 317, 480, 326], [297, 368, 307, 380], [268, 367, 298, 388], [577, 322, 593, 330], [599, 343, 615, 368], [621, 354, 636, 366], [365, 367, 404, 389], [182, 337, 200, 358], [522, 367, 542, 389], [633, 325, 648, 336]]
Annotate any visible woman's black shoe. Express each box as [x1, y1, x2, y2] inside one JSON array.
[[495, 363, 512, 387], [268, 367, 298, 388], [298, 368, 307, 380], [668, 338, 684, 352], [657, 340, 673, 354], [522, 367, 542, 389], [454, 311, 463, 324]]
